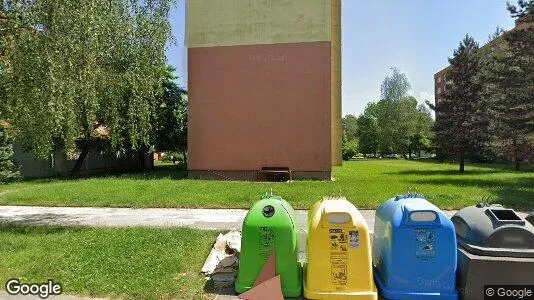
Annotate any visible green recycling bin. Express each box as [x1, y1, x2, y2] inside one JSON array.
[[235, 194, 302, 297]]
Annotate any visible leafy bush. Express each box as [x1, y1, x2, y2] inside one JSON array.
[[342, 139, 359, 161]]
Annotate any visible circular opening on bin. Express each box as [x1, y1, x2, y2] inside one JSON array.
[[262, 205, 275, 218]]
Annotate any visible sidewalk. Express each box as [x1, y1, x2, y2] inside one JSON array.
[[0, 206, 387, 231], [0, 205, 491, 232]]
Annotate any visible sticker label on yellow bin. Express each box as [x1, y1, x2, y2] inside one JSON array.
[[349, 230, 359, 248], [329, 229, 348, 289]]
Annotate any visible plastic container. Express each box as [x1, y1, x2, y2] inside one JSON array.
[[235, 194, 302, 297], [452, 204, 534, 300], [304, 198, 377, 300], [373, 194, 458, 299]]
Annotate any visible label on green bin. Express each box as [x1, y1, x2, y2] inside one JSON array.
[[330, 229, 348, 289], [259, 227, 275, 260]]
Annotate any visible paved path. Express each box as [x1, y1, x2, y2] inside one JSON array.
[[0, 205, 410, 232], [2, 205, 528, 231]]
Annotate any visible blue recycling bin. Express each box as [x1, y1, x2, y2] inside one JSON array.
[[372, 194, 458, 299]]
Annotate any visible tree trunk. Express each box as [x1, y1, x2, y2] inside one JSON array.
[[459, 154, 465, 173], [408, 150, 412, 160], [137, 146, 148, 170], [71, 138, 90, 175], [513, 139, 521, 170], [181, 150, 187, 166]]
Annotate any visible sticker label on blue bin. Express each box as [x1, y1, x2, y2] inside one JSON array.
[[330, 229, 348, 289], [415, 228, 436, 261]]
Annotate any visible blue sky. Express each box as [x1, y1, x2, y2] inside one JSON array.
[[165, 0, 516, 116]]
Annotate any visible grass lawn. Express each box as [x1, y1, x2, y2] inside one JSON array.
[[0, 159, 533, 210], [0, 225, 217, 299]]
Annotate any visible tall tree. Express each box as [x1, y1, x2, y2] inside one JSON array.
[[391, 96, 420, 159], [482, 0, 534, 169], [380, 67, 411, 102], [356, 103, 379, 157], [152, 65, 188, 163], [411, 103, 435, 158], [434, 35, 488, 172], [342, 114, 359, 142], [1, 0, 174, 172], [506, 0, 533, 18], [377, 68, 412, 156]]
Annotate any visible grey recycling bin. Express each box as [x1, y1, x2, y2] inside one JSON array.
[[527, 212, 534, 226], [451, 204, 534, 300]]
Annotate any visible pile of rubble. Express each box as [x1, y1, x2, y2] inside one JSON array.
[[201, 231, 241, 288]]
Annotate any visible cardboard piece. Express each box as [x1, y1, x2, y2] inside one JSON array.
[[238, 251, 282, 300], [253, 251, 276, 287], [238, 275, 284, 300]]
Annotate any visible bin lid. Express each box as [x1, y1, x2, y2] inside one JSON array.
[[244, 194, 296, 229], [451, 204, 534, 258]]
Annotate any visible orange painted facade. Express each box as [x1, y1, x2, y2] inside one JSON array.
[[186, 0, 340, 180], [187, 42, 331, 179]]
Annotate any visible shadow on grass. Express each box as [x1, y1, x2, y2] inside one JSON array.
[[17, 164, 188, 184], [384, 169, 508, 176], [118, 165, 188, 180], [0, 213, 82, 227], [411, 177, 534, 209], [204, 280, 236, 296], [0, 222, 81, 235]]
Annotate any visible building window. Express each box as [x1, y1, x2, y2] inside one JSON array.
[[437, 76, 442, 83], [438, 87, 442, 94]]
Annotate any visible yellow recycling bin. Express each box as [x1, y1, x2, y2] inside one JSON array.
[[304, 198, 377, 300]]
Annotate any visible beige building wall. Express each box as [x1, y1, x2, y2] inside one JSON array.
[[187, 0, 332, 48], [331, 0, 342, 166]]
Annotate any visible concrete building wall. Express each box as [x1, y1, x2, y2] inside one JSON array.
[[186, 0, 332, 47], [13, 143, 153, 178], [187, 0, 340, 180], [330, 0, 342, 166]]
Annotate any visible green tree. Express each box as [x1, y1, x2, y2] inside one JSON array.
[[341, 134, 358, 161], [482, 0, 534, 169], [393, 97, 418, 158], [434, 35, 488, 172], [411, 103, 435, 157], [1, 0, 174, 172], [152, 66, 188, 164], [377, 68, 412, 156], [0, 124, 20, 183], [506, 0, 533, 18], [342, 114, 359, 142], [380, 67, 411, 102], [356, 103, 379, 157]]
